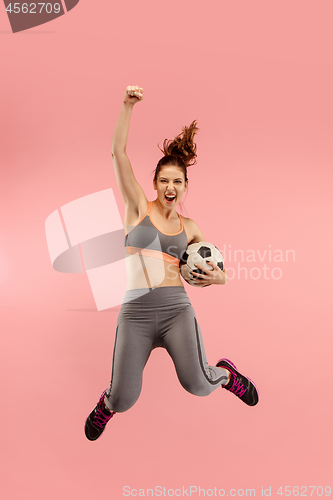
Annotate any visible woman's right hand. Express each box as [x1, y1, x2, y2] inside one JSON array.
[[123, 85, 144, 105]]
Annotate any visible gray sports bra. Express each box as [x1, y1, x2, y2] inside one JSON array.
[[125, 201, 188, 266]]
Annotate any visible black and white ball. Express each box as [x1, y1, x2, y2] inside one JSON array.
[[180, 242, 224, 287]]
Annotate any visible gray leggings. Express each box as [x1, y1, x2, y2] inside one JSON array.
[[105, 286, 229, 413]]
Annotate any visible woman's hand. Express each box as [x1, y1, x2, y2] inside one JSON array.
[[190, 261, 228, 286], [123, 85, 144, 105]]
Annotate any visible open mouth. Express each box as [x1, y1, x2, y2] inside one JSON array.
[[165, 194, 176, 203]]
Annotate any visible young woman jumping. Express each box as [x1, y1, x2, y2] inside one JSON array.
[[84, 85, 259, 441]]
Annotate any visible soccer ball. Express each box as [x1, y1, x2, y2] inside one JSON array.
[[180, 242, 224, 287]]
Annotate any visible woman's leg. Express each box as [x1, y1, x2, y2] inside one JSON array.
[[85, 305, 156, 441], [162, 304, 259, 406], [162, 305, 230, 396], [104, 315, 156, 413]]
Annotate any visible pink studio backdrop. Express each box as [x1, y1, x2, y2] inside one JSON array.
[[1, 1, 332, 499]]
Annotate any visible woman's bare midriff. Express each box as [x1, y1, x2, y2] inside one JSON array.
[[125, 254, 184, 290]]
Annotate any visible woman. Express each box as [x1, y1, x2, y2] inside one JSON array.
[[84, 85, 259, 441]]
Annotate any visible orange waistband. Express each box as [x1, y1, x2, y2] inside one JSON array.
[[125, 246, 180, 266]]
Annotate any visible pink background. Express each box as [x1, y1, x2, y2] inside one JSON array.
[[1, 1, 332, 499]]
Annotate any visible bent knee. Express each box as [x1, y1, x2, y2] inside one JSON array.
[[181, 380, 211, 397], [105, 392, 140, 413], [106, 398, 135, 413]]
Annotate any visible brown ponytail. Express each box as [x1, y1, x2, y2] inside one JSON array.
[[154, 120, 199, 182]]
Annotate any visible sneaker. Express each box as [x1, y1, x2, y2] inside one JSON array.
[[216, 358, 259, 406], [84, 390, 116, 441]]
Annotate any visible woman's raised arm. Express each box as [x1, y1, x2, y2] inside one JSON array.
[[111, 86, 147, 209]]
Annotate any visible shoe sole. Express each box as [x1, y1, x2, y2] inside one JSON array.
[[217, 357, 260, 400], [84, 416, 105, 441]]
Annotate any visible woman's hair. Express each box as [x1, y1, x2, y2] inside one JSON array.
[[154, 120, 199, 182]]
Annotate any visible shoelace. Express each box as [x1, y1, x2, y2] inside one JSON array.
[[227, 373, 247, 398], [93, 406, 114, 429]]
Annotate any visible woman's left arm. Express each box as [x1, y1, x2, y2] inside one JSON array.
[[185, 219, 229, 286]]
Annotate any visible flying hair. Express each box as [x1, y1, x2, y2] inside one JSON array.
[[154, 120, 199, 182]]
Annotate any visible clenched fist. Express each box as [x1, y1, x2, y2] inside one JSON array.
[[123, 85, 144, 105]]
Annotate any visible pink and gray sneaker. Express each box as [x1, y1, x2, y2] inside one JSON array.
[[84, 390, 116, 441], [216, 358, 259, 406]]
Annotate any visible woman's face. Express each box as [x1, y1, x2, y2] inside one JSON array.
[[153, 165, 188, 208]]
